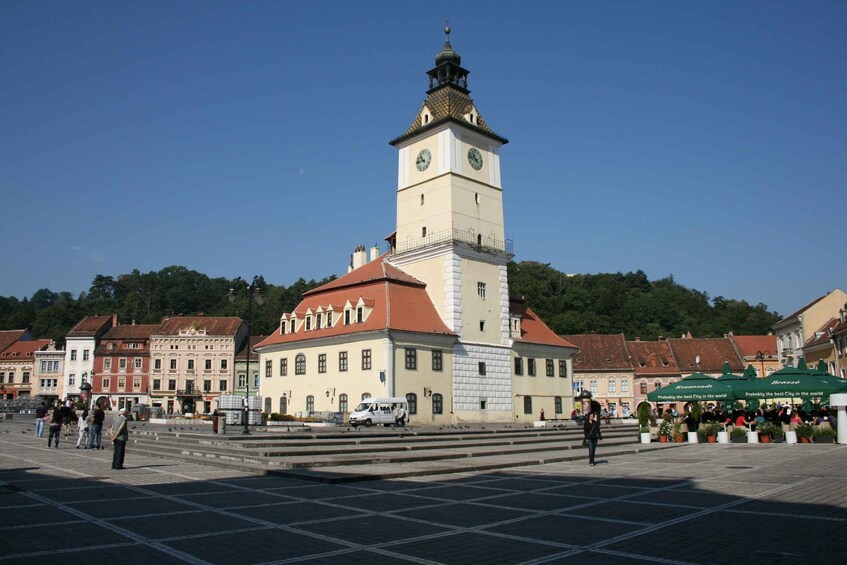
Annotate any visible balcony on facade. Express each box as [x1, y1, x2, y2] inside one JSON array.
[[393, 228, 513, 256]]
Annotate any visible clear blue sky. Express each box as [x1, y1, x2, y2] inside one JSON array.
[[2, 1, 845, 318]]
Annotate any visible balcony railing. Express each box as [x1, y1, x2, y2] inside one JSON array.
[[176, 389, 202, 397], [393, 228, 513, 256]]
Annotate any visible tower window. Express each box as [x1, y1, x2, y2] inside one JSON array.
[[422, 227, 427, 237], [477, 282, 486, 299], [477, 234, 482, 245], [424, 114, 429, 124], [478, 362, 486, 376], [479, 320, 485, 332], [421, 194, 424, 205], [469, 113, 474, 123], [475, 193, 480, 204]]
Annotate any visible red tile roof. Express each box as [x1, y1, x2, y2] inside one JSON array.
[[101, 325, 159, 340], [667, 337, 744, 373], [155, 317, 245, 337], [729, 335, 778, 358], [804, 319, 839, 348], [560, 334, 632, 370], [0, 330, 28, 353], [236, 335, 267, 361], [510, 301, 577, 349], [303, 254, 424, 295], [0, 339, 51, 358], [67, 315, 115, 337], [625, 340, 681, 376]]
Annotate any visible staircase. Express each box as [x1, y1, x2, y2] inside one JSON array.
[[127, 422, 682, 483]]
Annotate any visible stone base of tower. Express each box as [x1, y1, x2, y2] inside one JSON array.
[[451, 342, 514, 423]]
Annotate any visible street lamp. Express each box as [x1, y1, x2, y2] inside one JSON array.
[[755, 350, 770, 378], [228, 276, 264, 435]]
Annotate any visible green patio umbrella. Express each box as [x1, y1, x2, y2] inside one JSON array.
[[732, 366, 847, 400], [647, 372, 737, 402]]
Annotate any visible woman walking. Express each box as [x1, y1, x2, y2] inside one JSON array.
[[583, 412, 602, 467]]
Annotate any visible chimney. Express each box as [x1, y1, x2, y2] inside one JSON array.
[[369, 245, 379, 262], [351, 245, 367, 270], [658, 336, 665, 341], [112, 313, 118, 327], [634, 336, 640, 341]]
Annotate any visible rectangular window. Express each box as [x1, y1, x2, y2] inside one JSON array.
[[69, 373, 75, 386], [344, 310, 351, 325], [318, 354, 326, 373], [528, 358, 536, 376], [102, 378, 110, 389], [168, 379, 176, 390], [356, 307, 363, 323], [154, 359, 161, 370], [70, 350, 77, 361], [187, 359, 195, 370], [23, 371, 31, 384], [621, 379, 629, 393], [265, 359, 272, 378], [515, 357, 523, 375], [6, 371, 12, 383], [479, 320, 485, 332], [590, 380, 598, 394], [306, 317, 311, 331], [169, 359, 177, 370], [608, 379, 616, 393], [362, 349, 372, 370], [238, 374, 246, 388], [205, 359, 212, 370], [339, 351, 348, 372], [574, 380, 584, 393], [325, 312, 332, 328], [119, 358, 127, 371], [219, 380, 227, 391], [432, 350, 443, 371], [134, 358, 142, 369], [133, 378, 141, 390], [559, 359, 567, 377], [203, 380, 212, 392], [221, 359, 228, 371], [290, 320, 296, 333], [40, 361, 47, 372], [640, 381, 647, 394], [295, 355, 305, 375], [405, 348, 417, 370], [104, 358, 112, 370], [546, 359, 554, 377], [316, 313, 322, 329], [118, 377, 125, 389], [280, 358, 288, 376], [153, 379, 161, 390], [83, 349, 90, 361], [478, 362, 486, 376], [477, 282, 486, 299]]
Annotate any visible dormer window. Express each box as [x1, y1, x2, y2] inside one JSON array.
[[356, 307, 363, 323], [424, 114, 429, 124], [325, 312, 332, 328], [316, 313, 322, 329], [290, 320, 296, 333], [344, 309, 351, 325], [305, 317, 311, 331], [421, 194, 425, 205], [469, 113, 474, 123]]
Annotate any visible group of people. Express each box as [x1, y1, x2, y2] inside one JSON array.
[[34, 400, 129, 469], [673, 403, 837, 432]]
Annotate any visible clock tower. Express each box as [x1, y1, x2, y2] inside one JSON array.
[[388, 25, 514, 420]]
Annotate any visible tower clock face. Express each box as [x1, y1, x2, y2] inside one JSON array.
[[467, 147, 484, 170], [415, 149, 432, 171]]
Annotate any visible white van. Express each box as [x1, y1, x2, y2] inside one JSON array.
[[349, 397, 408, 427]]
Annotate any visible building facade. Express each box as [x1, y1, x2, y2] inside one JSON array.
[[773, 289, 847, 367], [149, 317, 247, 415], [93, 324, 158, 412], [257, 29, 578, 424], [63, 315, 116, 400], [561, 334, 636, 418], [33, 342, 64, 401], [0, 339, 50, 399], [728, 334, 779, 377]]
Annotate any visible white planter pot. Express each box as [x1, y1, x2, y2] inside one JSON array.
[[640, 432, 651, 444], [717, 431, 730, 444], [688, 431, 699, 443], [785, 431, 798, 444], [747, 431, 759, 444]]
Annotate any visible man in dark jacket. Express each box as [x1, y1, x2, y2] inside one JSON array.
[[583, 412, 602, 466], [47, 404, 62, 448], [88, 403, 105, 450]]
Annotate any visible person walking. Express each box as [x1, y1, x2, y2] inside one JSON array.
[[75, 407, 89, 449], [88, 404, 105, 450], [110, 408, 129, 470], [34, 401, 47, 438], [583, 412, 602, 467], [47, 403, 62, 448]]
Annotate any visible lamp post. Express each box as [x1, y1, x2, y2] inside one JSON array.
[[229, 276, 263, 435], [755, 350, 770, 378]]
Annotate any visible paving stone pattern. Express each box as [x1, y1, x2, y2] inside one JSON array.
[[1, 419, 846, 564]]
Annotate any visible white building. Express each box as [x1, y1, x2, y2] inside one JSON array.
[[63, 315, 116, 400]]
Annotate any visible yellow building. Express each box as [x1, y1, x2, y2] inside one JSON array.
[[257, 28, 578, 424]]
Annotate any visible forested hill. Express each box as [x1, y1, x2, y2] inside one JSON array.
[[0, 262, 780, 346], [507, 261, 780, 340]]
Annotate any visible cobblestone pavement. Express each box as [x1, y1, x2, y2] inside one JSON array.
[[1, 419, 846, 564]]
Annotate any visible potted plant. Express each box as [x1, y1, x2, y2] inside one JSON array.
[[813, 426, 836, 443], [772, 424, 785, 443], [705, 422, 719, 443], [757, 421, 775, 443], [658, 419, 671, 442], [637, 402, 652, 443], [796, 423, 813, 444], [672, 422, 685, 443], [730, 426, 748, 443]]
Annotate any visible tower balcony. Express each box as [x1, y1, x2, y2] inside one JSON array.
[[393, 228, 513, 257]]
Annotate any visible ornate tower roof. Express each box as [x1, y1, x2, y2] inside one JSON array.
[[390, 24, 507, 146]]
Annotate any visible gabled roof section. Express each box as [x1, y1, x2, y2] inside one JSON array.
[[776, 293, 828, 325], [625, 340, 681, 376], [667, 337, 744, 373], [235, 335, 267, 361], [561, 334, 633, 371], [804, 319, 839, 348], [510, 299, 577, 349], [154, 317, 244, 337], [729, 334, 778, 358], [0, 339, 50, 359], [257, 258, 454, 349], [0, 330, 28, 353], [67, 315, 115, 338], [101, 325, 159, 341]]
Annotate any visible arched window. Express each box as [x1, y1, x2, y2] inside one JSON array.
[[306, 395, 314, 414], [432, 393, 443, 415], [295, 354, 306, 375], [477, 234, 482, 245], [264, 397, 271, 414], [362, 392, 371, 400], [523, 396, 533, 415], [279, 396, 287, 414], [639, 380, 648, 394], [406, 393, 417, 415], [339, 393, 348, 413], [654, 380, 662, 390], [554, 396, 563, 414]]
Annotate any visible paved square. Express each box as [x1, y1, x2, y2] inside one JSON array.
[[2, 420, 846, 564]]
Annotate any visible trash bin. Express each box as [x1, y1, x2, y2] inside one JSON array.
[[213, 415, 219, 434], [218, 415, 226, 435]]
